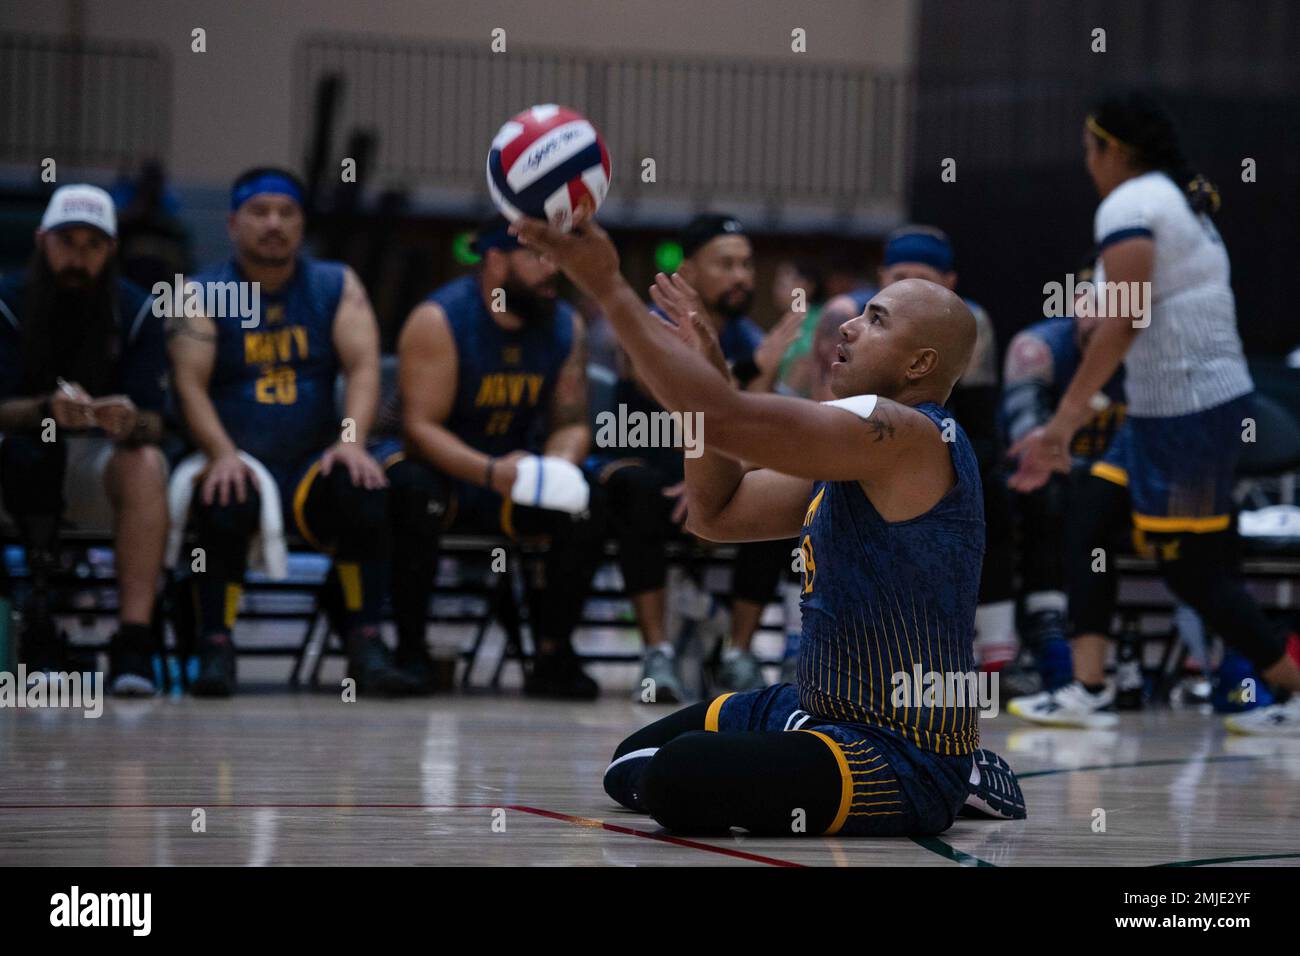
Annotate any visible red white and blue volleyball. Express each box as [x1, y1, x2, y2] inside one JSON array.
[[486, 104, 611, 231]]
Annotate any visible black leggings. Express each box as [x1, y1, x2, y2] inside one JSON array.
[[1014, 471, 1072, 596], [1068, 471, 1288, 672], [189, 463, 389, 639], [387, 456, 606, 654], [0, 434, 67, 614], [606, 703, 844, 836], [603, 461, 793, 604]]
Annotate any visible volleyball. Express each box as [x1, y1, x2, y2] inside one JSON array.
[[486, 103, 611, 232]]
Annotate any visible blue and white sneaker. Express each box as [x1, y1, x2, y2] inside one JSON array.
[[1225, 696, 1300, 736], [1008, 680, 1119, 729], [959, 749, 1027, 820]]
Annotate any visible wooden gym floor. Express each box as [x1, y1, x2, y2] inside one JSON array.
[[3, 677, 1299, 866]]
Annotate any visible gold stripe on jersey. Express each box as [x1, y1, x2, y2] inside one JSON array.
[[798, 729, 852, 834], [799, 587, 980, 756]]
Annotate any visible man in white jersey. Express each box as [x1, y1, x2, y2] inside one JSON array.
[[1008, 91, 1300, 734]]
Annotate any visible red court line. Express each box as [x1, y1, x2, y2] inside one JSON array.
[[0, 801, 804, 867], [509, 805, 803, 867]]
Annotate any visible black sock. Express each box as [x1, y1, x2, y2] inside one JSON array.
[[117, 622, 154, 653], [1082, 681, 1108, 695], [641, 730, 845, 836]]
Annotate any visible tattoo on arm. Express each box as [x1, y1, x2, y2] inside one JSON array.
[[863, 407, 896, 442], [550, 318, 589, 430]]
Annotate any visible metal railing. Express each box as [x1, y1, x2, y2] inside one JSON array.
[[294, 34, 911, 215], [0, 32, 171, 170]]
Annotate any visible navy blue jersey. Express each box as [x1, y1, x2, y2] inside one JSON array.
[[197, 256, 344, 470], [436, 274, 574, 457], [797, 402, 984, 756], [1006, 316, 1126, 460], [0, 271, 165, 413], [718, 315, 764, 367]]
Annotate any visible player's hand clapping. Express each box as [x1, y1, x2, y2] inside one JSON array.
[[753, 310, 804, 376], [649, 272, 728, 379], [1007, 420, 1073, 492]]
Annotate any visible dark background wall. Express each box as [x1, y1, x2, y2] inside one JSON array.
[[910, 0, 1300, 358]]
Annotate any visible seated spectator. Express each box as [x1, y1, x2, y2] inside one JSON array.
[[382, 217, 605, 699], [0, 185, 168, 695], [597, 214, 800, 702], [999, 262, 1127, 692], [168, 167, 409, 698]]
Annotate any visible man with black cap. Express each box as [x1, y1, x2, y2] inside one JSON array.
[[381, 216, 604, 698], [0, 184, 169, 695], [597, 213, 800, 702], [169, 166, 408, 697]]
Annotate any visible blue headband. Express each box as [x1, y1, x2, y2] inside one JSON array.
[[883, 232, 954, 273], [231, 173, 304, 211]]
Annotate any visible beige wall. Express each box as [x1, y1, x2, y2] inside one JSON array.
[[0, 0, 917, 184]]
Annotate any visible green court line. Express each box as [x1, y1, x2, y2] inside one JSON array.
[[1017, 754, 1259, 779], [1155, 852, 1300, 867], [910, 754, 1266, 868], [909, 835, 996, 866]]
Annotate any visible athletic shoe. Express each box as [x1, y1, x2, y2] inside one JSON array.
[[109, 629, 157, 697], [524, 650, 600, 700], [1211, 652, 1274, 713], [959, 748, 1028, 820], [395, 643, 441, 695], [603, 747, 656, 813], [639, 646, 686, 704], [189, 633, 236, 698], [717, 649, 766, 692], [1007, 680, 1118, 729], [997, 653, 1043, 699], [1224, 696, 1300, 736], [347, 627, 422, 697]]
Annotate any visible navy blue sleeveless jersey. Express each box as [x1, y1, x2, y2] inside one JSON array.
[[797, 402, 984, 755], [434, 274, 574, 457], [196, 256, 344, 471], [0, 272, 165, 412]]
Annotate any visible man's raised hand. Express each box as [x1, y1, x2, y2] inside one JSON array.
[[508, 214, 622, 301]]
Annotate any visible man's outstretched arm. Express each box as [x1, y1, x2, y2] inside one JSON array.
[[510, 217, 940, 485]]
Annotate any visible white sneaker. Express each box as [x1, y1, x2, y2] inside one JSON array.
[[1224, 696, 1300, 736], [1007, 680, 1119, 729]]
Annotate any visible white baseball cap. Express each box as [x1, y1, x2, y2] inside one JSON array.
[[39, 184, 117, 239]]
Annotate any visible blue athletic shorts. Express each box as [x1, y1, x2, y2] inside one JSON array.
[[707, 683, 972, 836], [1090, 392, 1253, 535]]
